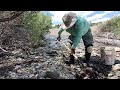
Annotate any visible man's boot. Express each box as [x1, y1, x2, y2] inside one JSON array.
[[84, 45, 93, 63], [84, 52, 91, 63]]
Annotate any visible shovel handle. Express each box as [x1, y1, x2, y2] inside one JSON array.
[[59, 41, 78, 59]]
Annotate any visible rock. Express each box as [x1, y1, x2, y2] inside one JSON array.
[[35, 74, 39, 78], [0, 76, 5, 79], [46, 50, 58, 56], [30, 51, 40, 55], [9, 71, 18, 79], [75, 72, 86, 79], [109, 76, 118, 79], [31, 63, 38, 67], [17, 69, 23, 73], [17, 53, 28, 59], [29, 55, 36, 59], [31, 68, 35, 73], [17, 68, 29, 74], [29, 74, 34, 78], [44, 71, 60, 79], [112, 64, 120, 71], [35, 56, 41, 59], [29, 52, 34, 55], [108, 72, 114, 77], [15, 65, 21, 70], [12, 49, 22, 54], [35, 65, 40, 69], [37, 70, 46, 78], [17, 58, 23, 62], [116, 71, 120, 77]]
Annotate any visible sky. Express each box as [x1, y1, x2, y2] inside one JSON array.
[[41, 11, 120, 25]]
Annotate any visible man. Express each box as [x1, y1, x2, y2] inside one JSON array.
[[57, 12, 94, 64]]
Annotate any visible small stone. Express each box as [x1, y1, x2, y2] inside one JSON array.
[[35, 56, 40, 59], [9, 72, 18, 78], [15, 65, 21, 70], [40, 59, 46, 62], [112, 64, 120, 71], [32, 68, 35, 72], [108, 72, 114, 77], [35, 66, 40, 69], [109, 76, 118, 79], [116, 71, 120, 77], [44, 71, 60, 79], [31, 63, 38, 67], [35, 74, 38, 78], [17, 68, 28, 74], [12, 49, 21, 54], [29, 55, 36, 59], [29, 74, 34, 78], [17, 69, 22, 73], [17, 58, 23, 61]]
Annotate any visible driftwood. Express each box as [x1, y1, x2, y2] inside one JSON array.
[[0, 11, 24, 23], [95, 37, 120, 47], [0, 46, 13, 57], [0, 47, 8, 52]]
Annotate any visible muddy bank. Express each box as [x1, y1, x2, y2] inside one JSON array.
[[0, 28, 120, 79]]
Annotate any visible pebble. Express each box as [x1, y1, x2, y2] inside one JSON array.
[[116, 71, 120, 77], [109, 76, 118, 79], [112, 64, 120, 71], [15, 65, 21, 70], [108, 72, 114, 77], [29, 74, 34, 78], [9, 71, 18, 78]]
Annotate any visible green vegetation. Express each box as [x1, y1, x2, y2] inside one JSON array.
[[20, 12, 52, 45], [94, 16, 120, 36], [90, 22, 102, 26]]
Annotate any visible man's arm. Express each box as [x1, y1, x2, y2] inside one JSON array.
[[57, 25, 64, 41], [58, 28, 64, 37], [58, 24, 64, 37], [71, 22, 85, 49]]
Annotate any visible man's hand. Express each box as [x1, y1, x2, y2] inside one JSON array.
[[71, 48, 75, 55], [57, 36, 61, 41]]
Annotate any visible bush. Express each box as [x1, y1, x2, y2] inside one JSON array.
[[20, 12, 52, 45], [98, 16, 120, 35]]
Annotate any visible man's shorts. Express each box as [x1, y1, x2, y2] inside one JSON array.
[[68, 28, 94, 47]]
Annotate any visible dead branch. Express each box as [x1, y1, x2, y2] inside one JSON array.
[[0, 11, 25, 22]]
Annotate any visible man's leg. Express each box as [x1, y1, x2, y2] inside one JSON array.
[[85, 44, 93, 63], [82, 29, 94, 63]]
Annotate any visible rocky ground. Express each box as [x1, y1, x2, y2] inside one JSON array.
[[0, 27, 120, 79]]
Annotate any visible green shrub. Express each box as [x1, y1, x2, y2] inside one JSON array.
[[20, 12, 52, 45], [98, 16, 120, 35]]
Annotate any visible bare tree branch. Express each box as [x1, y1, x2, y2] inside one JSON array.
[[0, 11, 25, 22]]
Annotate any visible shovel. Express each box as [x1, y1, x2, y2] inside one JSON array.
[[59, 41, 78, 60], [56, 40, 84, 68]]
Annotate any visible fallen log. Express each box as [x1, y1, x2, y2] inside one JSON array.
[[93, 47, 120, 53], [94, 38, 120, 47]]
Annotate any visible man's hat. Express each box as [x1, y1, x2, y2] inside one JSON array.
[[62, 12, 77, 29]]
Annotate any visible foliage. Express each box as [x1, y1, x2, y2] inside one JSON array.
[[96, 16, 120, 35], [20, 12, 52, 45]]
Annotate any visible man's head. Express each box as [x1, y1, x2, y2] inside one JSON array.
[[62, 12, 77, 29]]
